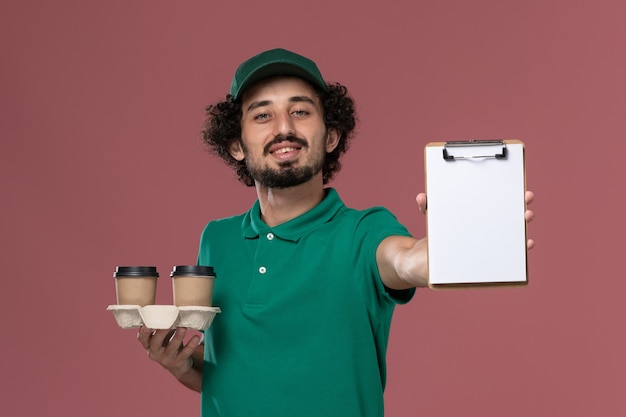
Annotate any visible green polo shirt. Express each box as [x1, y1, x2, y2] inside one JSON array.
[[197, 188, 414, 417]]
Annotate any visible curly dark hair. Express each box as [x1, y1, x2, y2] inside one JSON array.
[[201, 82, 357, 186]]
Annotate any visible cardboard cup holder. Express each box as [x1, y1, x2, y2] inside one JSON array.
[[107, 305, 221, 330]]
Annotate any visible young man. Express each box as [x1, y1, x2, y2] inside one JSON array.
[[138, 48, 534, 417]]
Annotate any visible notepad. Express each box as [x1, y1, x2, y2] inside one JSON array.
[[424, 140, 528, 288]]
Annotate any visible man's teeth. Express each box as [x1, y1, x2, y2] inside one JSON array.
[[274, 147, 297, 154]]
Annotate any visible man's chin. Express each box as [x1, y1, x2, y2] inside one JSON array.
[[255, 167, 316, 189]]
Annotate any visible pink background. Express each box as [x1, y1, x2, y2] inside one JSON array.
[[1, 1, 625, 416]]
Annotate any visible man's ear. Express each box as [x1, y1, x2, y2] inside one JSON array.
[[325, 129, 340, 153], [229, 140, 245, 161]]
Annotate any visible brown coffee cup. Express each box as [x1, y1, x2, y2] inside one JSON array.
[[170, 265, 216, 307], [114, 266, 159, 306]]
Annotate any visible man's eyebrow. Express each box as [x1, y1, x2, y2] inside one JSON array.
[[246, 96, 316, 112], [289, 96, 316, 105], [246, 100, 271, 112]]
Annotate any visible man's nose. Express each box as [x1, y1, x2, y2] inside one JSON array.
[[273, 112, 295, 137]]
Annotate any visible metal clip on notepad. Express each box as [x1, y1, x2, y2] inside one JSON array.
[[442, 140, 508, 161]]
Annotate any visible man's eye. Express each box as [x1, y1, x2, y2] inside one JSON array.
[[254, 113, 270, 120], [292, 110, 309, 116]]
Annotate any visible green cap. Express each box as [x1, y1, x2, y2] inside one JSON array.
[[230, 48, 327, 101]]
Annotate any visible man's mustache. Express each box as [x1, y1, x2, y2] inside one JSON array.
[[263, 135, 308, 155]]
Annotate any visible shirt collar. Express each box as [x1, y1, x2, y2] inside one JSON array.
[[242, 188, 344, 242]]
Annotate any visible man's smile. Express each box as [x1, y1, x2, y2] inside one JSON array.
[[272, 146, 300, 154], [265, 136, 307, 160]]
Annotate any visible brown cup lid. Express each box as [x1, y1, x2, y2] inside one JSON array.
[[170, 265, 215, 277], [114, 266, 159, 278]]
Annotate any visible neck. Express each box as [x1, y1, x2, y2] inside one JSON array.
[[255, 176, 326, 227]]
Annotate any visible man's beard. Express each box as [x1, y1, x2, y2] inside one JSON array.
[[249, 162, 319, 188], [243, 135, 325, 189]]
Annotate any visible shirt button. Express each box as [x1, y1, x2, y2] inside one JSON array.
[[266, 232, 274, 240], [259, 266, 267, 274]]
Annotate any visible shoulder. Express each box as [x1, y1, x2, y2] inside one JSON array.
[[200, 212, 247, 241], [339, 205, 409, 233]]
